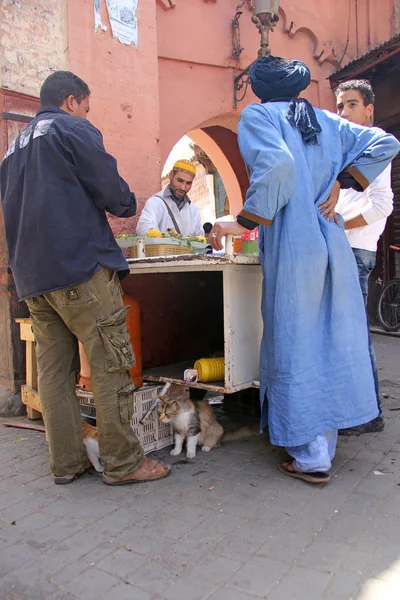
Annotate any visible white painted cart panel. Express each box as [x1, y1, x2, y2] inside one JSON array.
[[127, 254, 263, 393]]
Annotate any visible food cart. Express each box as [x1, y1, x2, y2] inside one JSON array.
[[122, 235, 263, 395], [16, 235, 263, 451]]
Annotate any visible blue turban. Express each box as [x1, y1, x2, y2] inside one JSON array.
[[249, 56, 321, 145]]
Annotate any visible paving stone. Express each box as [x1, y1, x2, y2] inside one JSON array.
[[80, 540, 116, 564], [212, 531, 263, 562], [342, 549, 372, 574], [358, 536, 400, 559], [50, 528, 109, 561], [139, 513, 197, 539], [152, 538, 208, 570], [125, 489, 174, 510], [257, 530, 314, 564], [24, 475, 55, 490], [297, 539, 352, 572], [10, 511, 57, 532], [201, 511, 246, 534], [208, 588, 260, 600], [352, 449, 389, 464], [64, 499, 119, 526], [320, 514, 370, 544], [190, 554, 242, 585], [105, 583, 155, 600], [0, 502, 37, 525], [338, 491, 383, 517], [92, 507, 144, 534], [24, 518, 83, 549], [62, 567, 120, 599], [96, 548, 147, 578], [268, 566, 333, 600], [0, 543, 40, 577], [44, 590, 78, 600], [115, 526, 174, 555], [229, 556, 291, 597], [0, 554, 64, 588], [220, 517, 277, 545], [127, 562, 181, 595], [178, 526, 227, 553], [162, 576, 217, 600], [353, 472, 396, 497], [50, 561, 89, 587], [41, 498, 86, 517], [363, 553, 400, 582], [0, 331, 399, 600], [21, 490, 60, 509], [0, 578, 59, 600], [165, 502, 220, 525]]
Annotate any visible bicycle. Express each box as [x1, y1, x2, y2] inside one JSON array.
[[377, 245, 400, 332]]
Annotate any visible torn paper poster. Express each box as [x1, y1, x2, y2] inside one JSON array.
[[94, 0, 107, 32], [105, 0, 138, 47]]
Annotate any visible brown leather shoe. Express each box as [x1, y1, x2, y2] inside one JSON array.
[[102, 458, 171, 486], [54, 461, 92, 485]]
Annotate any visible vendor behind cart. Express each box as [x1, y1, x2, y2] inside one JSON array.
[[136, 159, 204, 237]]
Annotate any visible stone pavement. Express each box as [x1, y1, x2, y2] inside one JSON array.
[[0, 334, 399, 600]]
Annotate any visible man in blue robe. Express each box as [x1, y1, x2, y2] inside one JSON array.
[[209, 57, 400, 484]]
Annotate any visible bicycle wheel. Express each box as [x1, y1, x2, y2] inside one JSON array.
[[377, 279, 400, 332]]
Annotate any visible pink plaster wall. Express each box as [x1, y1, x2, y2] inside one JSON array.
[[67, 0, 162, 233], [157, 0, 396, 165], [63, 1, 398, 215]]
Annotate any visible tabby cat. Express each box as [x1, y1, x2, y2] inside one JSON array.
[[159, 397, 253, 459]]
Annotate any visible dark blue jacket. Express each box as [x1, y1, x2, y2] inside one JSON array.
[[0, 106, 136, 300]]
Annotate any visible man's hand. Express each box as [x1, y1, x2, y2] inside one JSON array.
[[319, 180, 340, 224], [209, 221, 247, 251]]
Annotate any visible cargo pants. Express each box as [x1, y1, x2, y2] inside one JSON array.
[[25, 266, 145, 478]]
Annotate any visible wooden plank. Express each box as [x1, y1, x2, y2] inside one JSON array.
[[16, 319, 34, 342], [2, 422, 45, 432], [143, 361, 225, 393], [25, 341, 38, 389], [21, 385, 42, 419], [26, 406, 42, 420]]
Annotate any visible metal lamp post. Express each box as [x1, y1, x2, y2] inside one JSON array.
[[252, 0, 280, 58], [233, 0, 280, 107]]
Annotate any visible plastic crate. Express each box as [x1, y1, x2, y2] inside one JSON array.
[[76, 385, 174, 454]]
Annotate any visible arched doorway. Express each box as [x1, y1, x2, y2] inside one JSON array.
[[161, 116, 250, 223]]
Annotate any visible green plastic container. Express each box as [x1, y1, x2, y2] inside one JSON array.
[[241, 240, 259, 256]]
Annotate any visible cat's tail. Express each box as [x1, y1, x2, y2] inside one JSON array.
[[222, 426, 258, 443]]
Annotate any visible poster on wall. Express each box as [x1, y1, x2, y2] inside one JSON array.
[[94, 0, 138, 47], [106, 0, 138, 47], [94, 0, 107, 32]]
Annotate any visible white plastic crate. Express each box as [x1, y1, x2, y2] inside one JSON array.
[[76, 384, 175, 454]]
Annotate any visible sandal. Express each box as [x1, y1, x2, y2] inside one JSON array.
[[279, 461, 330, 484], [102, 458, 171, 486]]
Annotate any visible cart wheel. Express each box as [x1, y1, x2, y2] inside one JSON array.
[[377, 279, 400, 332]]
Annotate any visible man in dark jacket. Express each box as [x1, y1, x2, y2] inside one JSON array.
[[0, 71, 170, 485]]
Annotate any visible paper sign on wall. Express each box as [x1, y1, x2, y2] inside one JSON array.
[[106, 0, 138, 47], [94, 0, 138, 48]]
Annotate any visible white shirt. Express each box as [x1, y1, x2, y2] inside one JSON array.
[[136, 188, 204, 237], [336, 165, 393, 252]]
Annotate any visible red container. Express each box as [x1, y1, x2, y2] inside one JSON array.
[[241, 229, 259, 242], [241, 228, 259, 256], [78, 293, 143, 391]]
